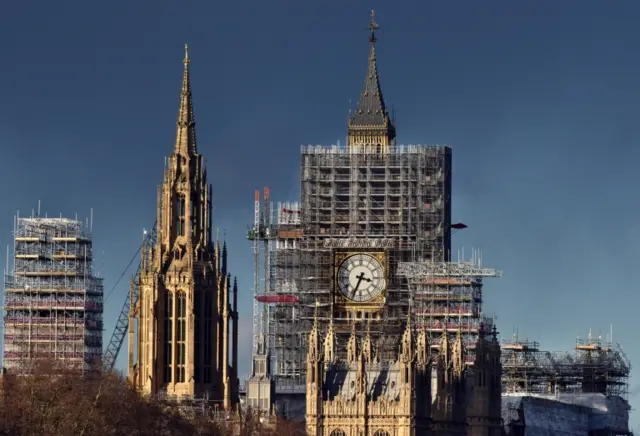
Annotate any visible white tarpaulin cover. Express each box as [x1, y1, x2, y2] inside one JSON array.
[[502, 393, 630, 436]]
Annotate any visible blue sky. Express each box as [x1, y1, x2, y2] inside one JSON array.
[[1, 0, 640, 428]]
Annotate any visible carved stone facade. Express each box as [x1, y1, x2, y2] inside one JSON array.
[[305, 312, 502, 436], [127, 46, 239, 409]]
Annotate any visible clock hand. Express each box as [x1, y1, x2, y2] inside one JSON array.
[[352, 277, 364, 298], [351, 272, 367, 298]]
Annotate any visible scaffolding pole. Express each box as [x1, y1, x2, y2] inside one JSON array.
[[3, 215, 104, 375], [501, 333, 631, 399], [398, 257, 501, 363]]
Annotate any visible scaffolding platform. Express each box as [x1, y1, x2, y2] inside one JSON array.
[[398, 258, 501, 364], [247, 143, 454, 393], [2, 216, 103, 374], [501, 334, 631, 399]]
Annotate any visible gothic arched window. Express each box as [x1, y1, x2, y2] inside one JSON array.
[[163, 291, 174, 383], [330, 430, 346, 436], [176, 196, 186, 236], [176, 292, 187, 382], [373, 431, 390, 436]]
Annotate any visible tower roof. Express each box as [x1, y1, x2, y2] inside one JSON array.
[[174, 44, 197, 156], [349, 11, 394, 133]]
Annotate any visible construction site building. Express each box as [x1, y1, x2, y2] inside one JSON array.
[[245, 145, 455, 420], [298, 143, 452, 356], [398, 258, 502, 366], [2, 216, 103, 374], [246, 12, 456, 417], [501, 334, 632, 435], [247, 190, 302, 390]]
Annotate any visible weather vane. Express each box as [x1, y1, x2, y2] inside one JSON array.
[[369, 9, 380, 44]]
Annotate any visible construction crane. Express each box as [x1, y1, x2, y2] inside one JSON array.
[[246, 187, 276, 355], [102, 223, 157, 372]]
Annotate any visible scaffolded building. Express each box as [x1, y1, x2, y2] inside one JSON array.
[[247, 189, 303, 388], [398, 258, 502, 365], [500, 334, 632, 435], [501, 334, 630, 398], [2, 216, 103, 374], [247, 12, 454, 401], [298, 144, 452, 358], [248, 143, 452, 393]]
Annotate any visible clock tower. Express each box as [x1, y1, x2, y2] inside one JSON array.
[[298, 9, 452, 362]]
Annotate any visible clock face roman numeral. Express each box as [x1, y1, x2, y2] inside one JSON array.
[[337, 253, 385, 303]]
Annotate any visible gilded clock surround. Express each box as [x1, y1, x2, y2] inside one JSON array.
[[333, 251, 387, 310]]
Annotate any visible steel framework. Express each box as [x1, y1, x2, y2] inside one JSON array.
[[248, 144, 455, 390], [3, 216, 103, 374], [247, 187, 302, 378], [295, 143, 452, 377], [501, 334, 631, 399], [398, 258, 501, 362], [102, 223, 157, 372]]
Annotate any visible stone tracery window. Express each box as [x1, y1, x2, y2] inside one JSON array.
[[330, 430, 346, 436], [163, 291, 174, 383], [373, 431, 390, 436], [176, 292, 187, 382], [176, 195, 186, 237]]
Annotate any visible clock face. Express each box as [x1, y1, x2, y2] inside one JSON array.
[[337, 253, 385, 303]]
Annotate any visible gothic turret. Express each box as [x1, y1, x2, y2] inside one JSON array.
[[128, 46, 238, 409], [347, 321, 358, 362], [306, 302, 323, 429], [362, 321, 373, 363], [452, 327, 465, 377], [400, 313, 414, 364], [468, 325, 502, 436], [415, 324, 432, 423], [157, 45, 212, 263], [246, 332, 275, 415], [347, 10, 396, 152], [399, 312, 416, 416], [416, 324, 429, 366], [323, 319, 335, 364]]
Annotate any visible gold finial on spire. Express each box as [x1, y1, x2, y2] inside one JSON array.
[[368, 9, 380, 44], [184, 43, 190, 65]]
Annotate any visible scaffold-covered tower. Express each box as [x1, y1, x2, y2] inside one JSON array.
[[3, 215, 103, 374]]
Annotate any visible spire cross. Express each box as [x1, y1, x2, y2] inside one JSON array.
[[368, 9, 380, 44], [184, 43, 190, 65]]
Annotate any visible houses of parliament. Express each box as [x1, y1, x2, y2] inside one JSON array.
[[125, 11, 503, 436]]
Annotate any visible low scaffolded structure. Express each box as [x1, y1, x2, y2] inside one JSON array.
[[501, 334, 632, 435], [2, 217, 103, 374], [502, 334, 631, 397], [397, 257, 502, 364]]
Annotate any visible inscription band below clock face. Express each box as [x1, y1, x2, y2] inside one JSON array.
[[337, 253, 385, 303]]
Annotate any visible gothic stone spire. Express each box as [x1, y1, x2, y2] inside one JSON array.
[[348, 10, 396, 151], [174, 44, 197, 156]]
